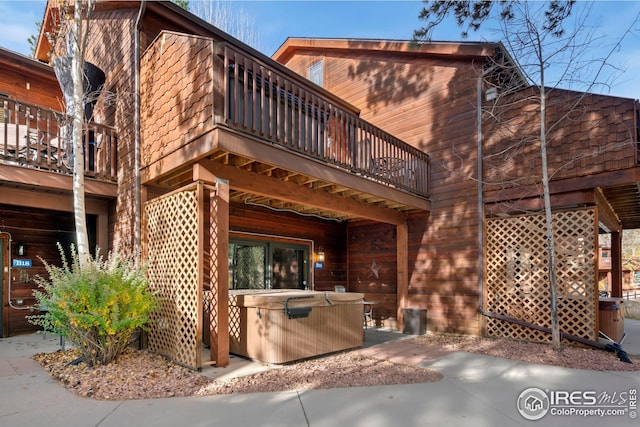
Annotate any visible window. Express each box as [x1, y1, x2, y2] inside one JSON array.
[[309, 61, 323, 87], [229, 237, 310, 290]]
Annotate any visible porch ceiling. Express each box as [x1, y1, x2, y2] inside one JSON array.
[[600, 182, 640, 230], [148, 150, 430, 224]]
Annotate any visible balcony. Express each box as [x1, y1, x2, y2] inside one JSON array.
[[141, 32, 430, 222], [221, 43, 430, 198], [0, 95, 117, 182]]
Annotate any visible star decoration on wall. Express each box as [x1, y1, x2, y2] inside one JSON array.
[[369, 257, 380, 279]]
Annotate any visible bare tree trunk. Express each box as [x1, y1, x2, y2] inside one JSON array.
[[529, 25, 560, 350], [71, 1, 93, 266], [539, 86, 561, 350]]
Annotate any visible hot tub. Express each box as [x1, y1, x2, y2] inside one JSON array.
[[229, 289, 364, 364]]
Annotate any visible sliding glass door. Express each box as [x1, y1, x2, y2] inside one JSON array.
[[229, 238, 310, 290], [230, 241, 267, 289]]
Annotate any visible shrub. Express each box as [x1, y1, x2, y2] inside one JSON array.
[[29, 245, 156, 367]]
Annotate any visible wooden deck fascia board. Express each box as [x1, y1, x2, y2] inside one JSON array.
[[0, 164, 117, 198], [141, 126, 430, 215], [483, 166, 640, 204]]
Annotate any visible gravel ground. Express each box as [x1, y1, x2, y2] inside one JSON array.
[[34, 332, 640, 400]]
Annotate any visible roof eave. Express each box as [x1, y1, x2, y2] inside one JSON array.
[[273, 37, 499, 64]]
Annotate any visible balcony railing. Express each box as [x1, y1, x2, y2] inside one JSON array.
[[0, 96, 117, 181], [219, 43, 430, 197]]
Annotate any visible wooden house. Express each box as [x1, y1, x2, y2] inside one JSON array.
[[0, 1, 637, 367], [0, 46, 116, 337], [1, 1, 429, 367], [275, 38, 640, 343]]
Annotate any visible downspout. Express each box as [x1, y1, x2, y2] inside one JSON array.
[[134, 1, 146, 263], [477, 65, 496, 321]]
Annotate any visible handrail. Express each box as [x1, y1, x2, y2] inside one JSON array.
[[217, 43, 430, 197], [0, 96, 117, 181]]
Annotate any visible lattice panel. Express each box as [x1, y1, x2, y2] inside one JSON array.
[[229, 304, 241, 342], [144, 188, 201, 369], [206, 190, 220, 352], [485, 208, 597, 343]]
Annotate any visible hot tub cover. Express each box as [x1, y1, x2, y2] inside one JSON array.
[[230, 289, 364, 309]]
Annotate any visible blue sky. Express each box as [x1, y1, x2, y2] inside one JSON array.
[[1, 0, 639, 98]]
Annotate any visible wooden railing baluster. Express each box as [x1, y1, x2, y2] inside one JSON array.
[[0, 96, 117, 181], [219, 43, 430, 197]]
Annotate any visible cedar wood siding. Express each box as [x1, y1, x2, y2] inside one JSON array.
[[139, 33, 351, 291], [0, 49, 115, 336], [84, 7, 351, 292], [81, 7, 211, 255], [229, 204, 348, 292], [1, 205, 76, 335], [0, 53, 61, 110], [82, 7, 138, 255], [280, 48, 483, 334]]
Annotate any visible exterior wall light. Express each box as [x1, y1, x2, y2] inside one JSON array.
[[485, 87, 498, 101], [15, 243, 26, 256]]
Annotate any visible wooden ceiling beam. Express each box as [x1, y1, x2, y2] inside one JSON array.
[[596, 188, 622, 233], [141, 126, 430, 212], [214, 127, 430, 211], [196, 159, 408, 225]]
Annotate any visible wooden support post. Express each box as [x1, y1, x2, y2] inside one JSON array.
[[611, 231, 623, 298], [212, 178, 230, 366], [196, 182, 205, 368], [396, 222, 408, 331], [195, 163, 230, 366]]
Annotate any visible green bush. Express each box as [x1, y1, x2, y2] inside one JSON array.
[[29, 245, 156, 367]]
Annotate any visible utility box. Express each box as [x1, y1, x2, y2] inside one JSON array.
[[403, 308, 427, 335], [599, 298, 624, 342]]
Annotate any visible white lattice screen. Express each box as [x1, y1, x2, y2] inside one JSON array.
[[484, 208, 598, 342]]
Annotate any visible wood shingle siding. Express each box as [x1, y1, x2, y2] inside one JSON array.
[[483, 88, 638, 190], [140, 32, 215, 169]]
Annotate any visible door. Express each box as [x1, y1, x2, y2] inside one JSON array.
[[271, 245, 308, 289], [229, 238, 310, 290]]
